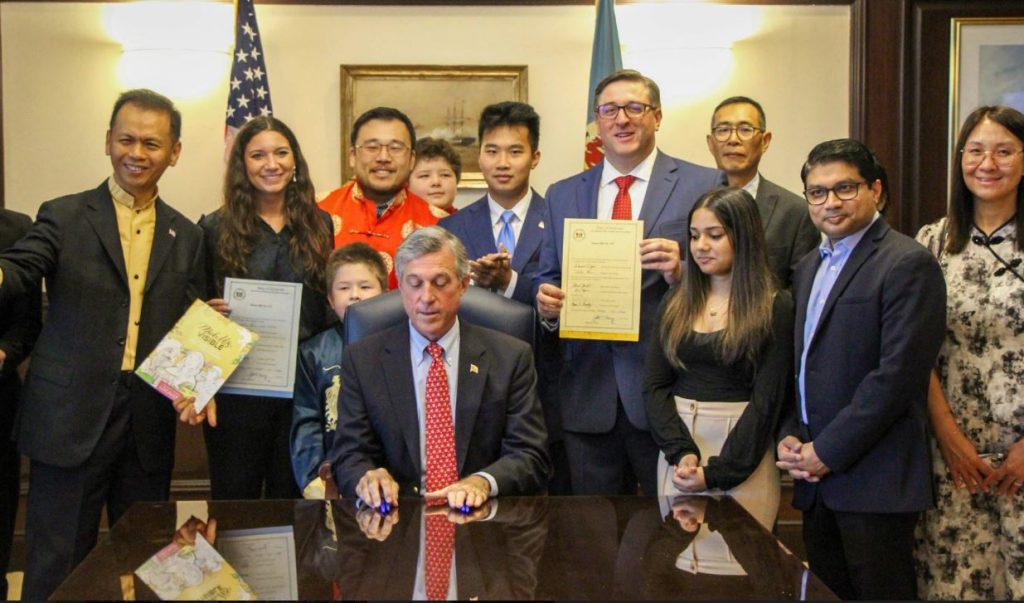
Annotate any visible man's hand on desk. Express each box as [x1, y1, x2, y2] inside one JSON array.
[[172, 395, 217, 427], [536, 283, 564, 321], [776, 436, 830, 482], [425, 498, 493, 525], [356, 467, 400, 509], [425, 475, 491, 510]]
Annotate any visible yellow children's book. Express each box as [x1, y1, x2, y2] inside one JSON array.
[[136, 299, 258, 412], [135, 533, 258, 600]]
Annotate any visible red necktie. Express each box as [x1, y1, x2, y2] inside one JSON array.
[[423, 341, 458, 599], [612, 175, 636, 220]]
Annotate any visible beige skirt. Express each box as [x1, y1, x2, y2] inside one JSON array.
[[656, 396, 780, 530]]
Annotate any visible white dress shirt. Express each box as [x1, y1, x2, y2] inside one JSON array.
[[597, 147, 659, 220]]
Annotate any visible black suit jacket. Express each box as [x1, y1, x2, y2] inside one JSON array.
[[783, 218, 945, 513], [0, 182, 205, 472], [331, 321, 550, 497], [755, 177, 820, 289]]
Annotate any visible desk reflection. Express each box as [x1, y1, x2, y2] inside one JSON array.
[[52, 496, 834, 601]]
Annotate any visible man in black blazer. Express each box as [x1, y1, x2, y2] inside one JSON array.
[[331, 226, 549, 510], [776, 139, 945, 600], [0, 89, 208, 600], [706, 96, 819, 288], [0, 208, 41, 600]]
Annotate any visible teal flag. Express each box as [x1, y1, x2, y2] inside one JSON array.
[[584, 0, 623, 168]]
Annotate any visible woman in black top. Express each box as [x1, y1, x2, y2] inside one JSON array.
[[201, 116, 333, 499], [643, 187, 794, 528]]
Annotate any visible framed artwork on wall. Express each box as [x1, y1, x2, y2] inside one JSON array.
[[949, 17, 1024, 165], [340, 65, 528, 188]]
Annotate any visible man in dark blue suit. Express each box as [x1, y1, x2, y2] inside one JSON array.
[[776, 139, 945, 600], [439, 101, 569, 493], [535, 70, 725, 495]]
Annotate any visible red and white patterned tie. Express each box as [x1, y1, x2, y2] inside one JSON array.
[[612, 175, 636, 220], [424, 341, 457, 599]]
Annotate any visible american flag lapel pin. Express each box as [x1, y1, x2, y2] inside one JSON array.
[[470, 363, 479, 374], [168, 227, 176, 238]]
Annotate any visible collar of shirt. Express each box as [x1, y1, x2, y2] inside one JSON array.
[[108, 176, 157, 209], [409, 318, 460, 370], [818, 212, 880, 259], [742, 173, 761, 198], [486, 189, 532, 229], [600, 146, 658, 187]]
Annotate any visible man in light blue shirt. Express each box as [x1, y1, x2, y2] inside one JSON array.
[[331, 226, 550, 511], [776, 139, 945, 600]]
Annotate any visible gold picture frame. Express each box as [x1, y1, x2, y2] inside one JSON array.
[[949, 17, 1024, 180], [340, 65, 528, 189]]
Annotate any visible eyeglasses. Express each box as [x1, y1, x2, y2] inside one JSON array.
[[960, 147, 1023, 168], [354, 140, 410, 156], [595, 102, 656, 120], [803, 181, 866, 205], [710, 124, 763, 142]]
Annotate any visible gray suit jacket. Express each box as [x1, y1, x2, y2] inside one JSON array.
[[755, 177, 820, 289]]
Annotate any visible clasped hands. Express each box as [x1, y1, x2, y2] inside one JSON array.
[[536, 237, 681, 320], [940, 433, 1024, 496], [672, 454, 707, 493], [776, 436, 830, 482], [470, 245, 512, 291]]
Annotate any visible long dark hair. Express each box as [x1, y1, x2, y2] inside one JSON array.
[[218, 116, 331, 286], [948, 105, 1024, 254], [659, 187, 776, 367]]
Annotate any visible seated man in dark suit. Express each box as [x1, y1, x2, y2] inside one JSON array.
[[776, 139, 945, 600], [705, 96, 819, 288], [439, 101, 569, 494], [330, 225, 550, 510]]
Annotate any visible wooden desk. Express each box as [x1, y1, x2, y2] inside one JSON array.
[[52, 496, 835, 600]]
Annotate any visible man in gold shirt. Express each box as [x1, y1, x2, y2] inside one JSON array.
[[0, 89, 208, 600]]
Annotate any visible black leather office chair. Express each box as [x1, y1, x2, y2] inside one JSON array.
[[343, 286, 536, 347]]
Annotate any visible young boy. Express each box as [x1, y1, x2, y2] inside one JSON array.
[[291, 242, 388, 498], [408, 137, 462, 214]]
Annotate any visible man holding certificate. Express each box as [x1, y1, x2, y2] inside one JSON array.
[[535, 69, 725, 496]]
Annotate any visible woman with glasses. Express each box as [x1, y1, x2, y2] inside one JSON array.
[[643, 187, 793, 530], [200, 116, 334, 500], [914, 105, 1024, 600]]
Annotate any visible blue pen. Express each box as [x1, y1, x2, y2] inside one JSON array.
[[459, 503, 471, 515], [378, 501, 392, 515]]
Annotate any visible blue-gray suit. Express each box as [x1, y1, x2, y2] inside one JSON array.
[[535, 151, 725, 494]]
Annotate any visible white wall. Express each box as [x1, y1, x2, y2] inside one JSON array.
[[2, 2, 848, 220]]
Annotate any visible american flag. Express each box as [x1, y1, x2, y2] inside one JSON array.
[[224, 0, 273, 155]]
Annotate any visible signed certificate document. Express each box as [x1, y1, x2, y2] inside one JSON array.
[[221, 278, 303, 398], [559, 218, 643, 342]]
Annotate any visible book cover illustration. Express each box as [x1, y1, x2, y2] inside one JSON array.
[[136, 299, 258, 411], [135, 533, 258, 601]]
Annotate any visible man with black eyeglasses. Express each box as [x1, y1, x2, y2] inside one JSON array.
[[319, 107, 446, 289], [535, 69, 724, 496], [706, 96, 819, 288], [776, 138, 945, 600]]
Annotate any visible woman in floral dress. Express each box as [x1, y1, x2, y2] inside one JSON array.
[[915, 105, 1024, 600]]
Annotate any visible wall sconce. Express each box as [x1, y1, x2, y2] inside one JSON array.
[[617, 4, 763, 104], [103, 1, 233, 99]]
